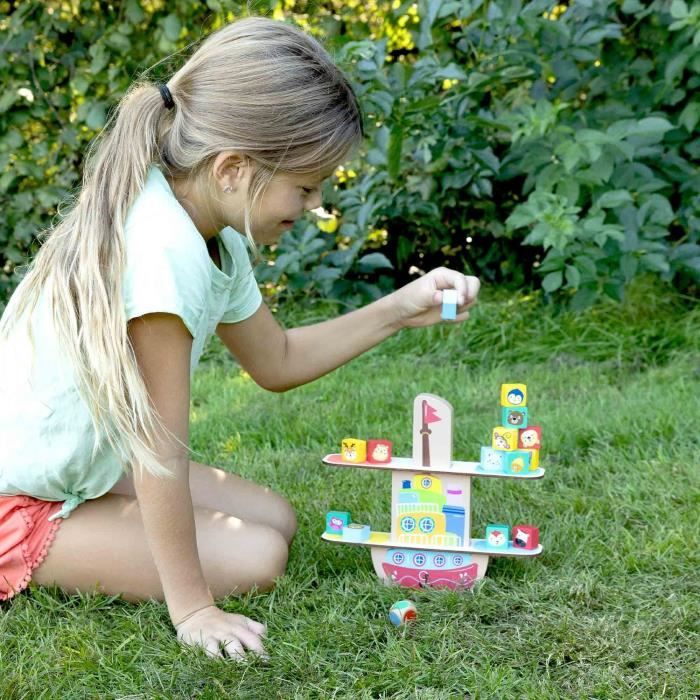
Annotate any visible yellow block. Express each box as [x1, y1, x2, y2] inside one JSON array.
[[524, 448, 540, 469], [341, 438, 366, 463], [492, 427, 519, 451], [501, 383, 527, 407]]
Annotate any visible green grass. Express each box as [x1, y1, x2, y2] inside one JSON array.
[[1, 279, 698, 699]]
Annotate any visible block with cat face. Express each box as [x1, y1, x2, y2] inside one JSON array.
[[512, 524, 539, 550], [518, 425, 542, 450], [341, 438, 366, 463], [502, 406, 528, 429], [492, 427, 519, 451], [367, 439, 392, 464], [486, 524, 510, 549], [500, 383, 527, 407]]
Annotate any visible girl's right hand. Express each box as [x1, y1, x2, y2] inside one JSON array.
[[174, 605, 267, 660]]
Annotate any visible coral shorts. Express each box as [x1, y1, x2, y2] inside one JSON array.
[[0, 495, 64, 601]]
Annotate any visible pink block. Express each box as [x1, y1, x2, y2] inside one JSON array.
[[512, 524, 539, 550], [518, 425, 542, 450], [367, 439, 392, 464]]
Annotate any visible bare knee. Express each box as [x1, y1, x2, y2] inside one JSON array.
[[206, 523, 289, 598], [266, 494, 298, 546], [250, 526, 290, 591]]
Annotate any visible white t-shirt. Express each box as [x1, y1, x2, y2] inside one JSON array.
[[0, 166, 262, 520]]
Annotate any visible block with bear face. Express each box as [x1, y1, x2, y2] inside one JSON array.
[[502, 406, 528, 429]]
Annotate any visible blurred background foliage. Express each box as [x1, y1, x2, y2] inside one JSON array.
[[1, 0, 699, 313]]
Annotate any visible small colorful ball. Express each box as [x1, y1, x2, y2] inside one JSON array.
[[388, 600, 417, 626]]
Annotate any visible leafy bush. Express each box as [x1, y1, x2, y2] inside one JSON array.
[[1, 0, 698, 313]]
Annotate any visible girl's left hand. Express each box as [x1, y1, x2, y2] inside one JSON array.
[[388, 267, 480, 330]]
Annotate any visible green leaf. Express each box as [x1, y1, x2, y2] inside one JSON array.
[[89, 44, 109, 74], [679, 102, 700, 132], [670, 0, 689, 18], [596, 190, 633, 209], [357, 252, 394, 271], [621, 253, 638, 281], [162, 14, 181, 42], [629, 117, 674, 142], [387, 122, 403, 182], [86, 103, 107, 130], [126, 0, 146, 23], [565, 265, 581, 288], [542, 270, 563, 293]]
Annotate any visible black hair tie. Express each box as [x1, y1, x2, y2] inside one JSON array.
[[158, 84, 175, 110]]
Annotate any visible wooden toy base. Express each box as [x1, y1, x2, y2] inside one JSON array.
[[323, 532, 543, 591], [323, 454, 545, 479]]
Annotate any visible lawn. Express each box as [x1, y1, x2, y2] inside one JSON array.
[[1, 279, 698, 699]]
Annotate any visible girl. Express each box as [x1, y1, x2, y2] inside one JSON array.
[[0, 16, 479, 660]]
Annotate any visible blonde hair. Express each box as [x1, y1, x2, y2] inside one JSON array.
[[0, 17, 363, 480]]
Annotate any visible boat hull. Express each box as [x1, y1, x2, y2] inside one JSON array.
[[371, 546, 489, 590]]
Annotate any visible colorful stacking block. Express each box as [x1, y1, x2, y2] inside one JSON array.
[[342, 523, 371, 542], [492, 427, 519, 451], [512, 524, 539, 550], [326, 511, 351, 535], [341, 438, 367, 463], [502, 406, 528, 428], [518, 425, 541, 450], [500, 383, 527, 407], [523, 448, 540, 470], [480, 446, 505, 471], [486, 524, 510, 549], [502, 450, 531, 474], [441, 289, 458, 320], [367, 439, 392, 464], [389, 600, 417, 626]]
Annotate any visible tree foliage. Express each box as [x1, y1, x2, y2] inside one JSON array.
[[1, 0, 698, 311]]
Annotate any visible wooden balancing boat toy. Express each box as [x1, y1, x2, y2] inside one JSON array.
[[321, 385, 544, 591]]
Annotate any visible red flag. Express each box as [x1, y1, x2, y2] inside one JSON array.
[[424, 402, 441, 424]]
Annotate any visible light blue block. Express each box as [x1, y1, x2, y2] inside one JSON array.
[[342, 523, 370, 542], [441, 289, 458, 320], [480, 446, 505, 471]]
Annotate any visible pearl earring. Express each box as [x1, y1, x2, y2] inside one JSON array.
[[223, 185, 233, 193]]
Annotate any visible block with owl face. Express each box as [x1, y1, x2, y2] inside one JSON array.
[[518, 425, 542, 450], [492, 427, 519, 451], [502, 406, 528, 429], [512, 524, 539, 550], [485, 524, 510, 549], [341, 438, 367, 463], [367, 439, 392, 464], [500, 383, 527, 408]]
